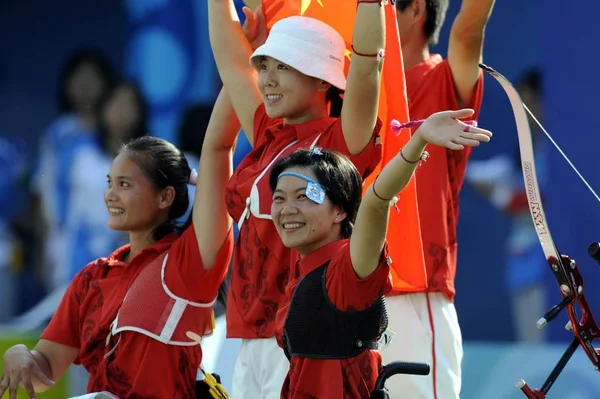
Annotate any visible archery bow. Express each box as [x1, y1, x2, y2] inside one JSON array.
[[479, 63, 600, 398]]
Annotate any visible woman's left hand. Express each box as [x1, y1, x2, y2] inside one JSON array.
[[416, 109, 493, 150]]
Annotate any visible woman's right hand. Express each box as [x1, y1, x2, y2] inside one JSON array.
[[0, 344, 55, 399]]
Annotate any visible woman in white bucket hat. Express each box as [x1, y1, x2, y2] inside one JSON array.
[[206, 1, 387, 398]]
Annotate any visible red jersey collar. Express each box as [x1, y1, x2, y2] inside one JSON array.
[[298, 239, 348, 276], [265, 115, 337, 142], [106, 233, 179, 267]]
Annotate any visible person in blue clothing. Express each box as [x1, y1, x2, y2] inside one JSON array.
[[31, 48, 117, 290]]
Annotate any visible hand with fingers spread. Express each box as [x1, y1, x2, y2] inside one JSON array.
[[0, 345, 55, 399], [415, 108, 493, 150], [241, 4, 267, 51]]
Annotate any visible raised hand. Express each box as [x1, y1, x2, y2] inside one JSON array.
[[415, 109, 493, 150], [241, 5, 267, 51], [0, 345, 55, 399]]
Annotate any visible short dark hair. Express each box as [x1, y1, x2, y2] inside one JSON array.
[[57, 48, 117, 113], [268, 149, 363, 238], [97, 80, 149, 154], [177, 103, 214, 159], [396, 0, 449, 46], [120, 136, 192, 241]]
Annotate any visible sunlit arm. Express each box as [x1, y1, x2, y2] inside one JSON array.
[[349, 134, 427, 278], [341, 1, 386, 154], [208, 0, 262, 144], [448, 0, 496, 106], [193, 89, 239, 269]]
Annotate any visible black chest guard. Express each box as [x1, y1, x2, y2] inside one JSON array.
[[282, 262, 388, 360]]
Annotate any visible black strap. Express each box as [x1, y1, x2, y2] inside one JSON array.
[[282, 334, 291, 361], [358, 340, 379, 351]]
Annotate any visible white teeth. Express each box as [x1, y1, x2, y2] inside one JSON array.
[[267, 94, 282, 100], [283, 223, 304, 229], [108, 208, 125, 215]]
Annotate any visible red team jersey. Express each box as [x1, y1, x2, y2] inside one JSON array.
[[224, 104, 383, 338], [41, 225, 232, 398]]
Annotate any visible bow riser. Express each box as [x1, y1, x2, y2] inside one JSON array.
[[553, 255, 600, 365]]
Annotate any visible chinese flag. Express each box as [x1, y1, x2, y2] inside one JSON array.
[[261, 0, 427, 291]]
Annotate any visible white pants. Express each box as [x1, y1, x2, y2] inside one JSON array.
[[381, 293, 462, 399], [231, 337, 289, 399]]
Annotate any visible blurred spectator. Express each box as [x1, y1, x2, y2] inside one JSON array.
[[466, 67, 548, 343], [30, 48, 117, 289], [64, 80, 148, 281], [0, 138, 27, 321]]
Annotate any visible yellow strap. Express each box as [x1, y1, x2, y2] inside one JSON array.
[[203, 372, 229, 399]]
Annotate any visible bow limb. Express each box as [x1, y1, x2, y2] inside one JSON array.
[[479, 63, 600, 399], [478, 64, 562, 265]]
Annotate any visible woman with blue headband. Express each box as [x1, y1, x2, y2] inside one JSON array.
[[268, 108, 492, 398]]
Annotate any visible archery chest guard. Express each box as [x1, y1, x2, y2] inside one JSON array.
[[282, 262, 388, 360]]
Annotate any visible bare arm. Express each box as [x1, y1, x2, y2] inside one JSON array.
[[447, 0, 496, 107], [350, 110, 493, 278], [340, 1, 386, 155], [32, 340, 79, 392], [349, 134, 426, 278], [193, 89, 239, 269], [208, 0, 262, 144]]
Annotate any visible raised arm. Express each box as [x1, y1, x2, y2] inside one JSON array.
[[340, 1, 386, 155], [193, 89, 239, 269], [448, 0, 496, 107], [208, 0, 263, 144], [349, 109, 493, 278]]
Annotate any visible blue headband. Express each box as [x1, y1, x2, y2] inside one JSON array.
[[277, 171, 326, 204]]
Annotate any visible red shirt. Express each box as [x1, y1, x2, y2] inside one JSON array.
[[41, 225, 233, 399], [277, 240, 392, 399], [225, 104, 382, 338], [395, 55, 484, 301]]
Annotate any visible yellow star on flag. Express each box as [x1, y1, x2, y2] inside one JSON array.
[[300, 0, 325, 14]]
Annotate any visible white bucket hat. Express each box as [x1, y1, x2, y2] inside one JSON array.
[[249, 16, 347, 90]]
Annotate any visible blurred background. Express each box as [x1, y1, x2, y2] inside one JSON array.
[[1, 0, 600, 398]]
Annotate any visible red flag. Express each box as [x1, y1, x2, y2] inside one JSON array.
[[261, 0, 427, 291]]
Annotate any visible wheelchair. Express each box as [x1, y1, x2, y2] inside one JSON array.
[[371, 361, 431, 399], [196, 361, 431, 399]]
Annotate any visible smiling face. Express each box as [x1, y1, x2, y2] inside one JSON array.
[[104, 152, 174, 234], [271, 166, 346, 256], [256, 56, 330, 124]]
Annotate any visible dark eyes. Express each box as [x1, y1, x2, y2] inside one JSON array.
[[260, 63, 288, 70], [106, 180, 130, 188], [272, 194, 306, 202]]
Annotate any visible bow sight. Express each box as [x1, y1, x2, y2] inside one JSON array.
[[516, 243, 600, 398]]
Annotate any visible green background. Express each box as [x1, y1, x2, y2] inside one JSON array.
[[0, 335, 68, 399]]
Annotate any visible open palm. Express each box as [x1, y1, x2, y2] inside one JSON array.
[[417, 109, 493, 150]]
